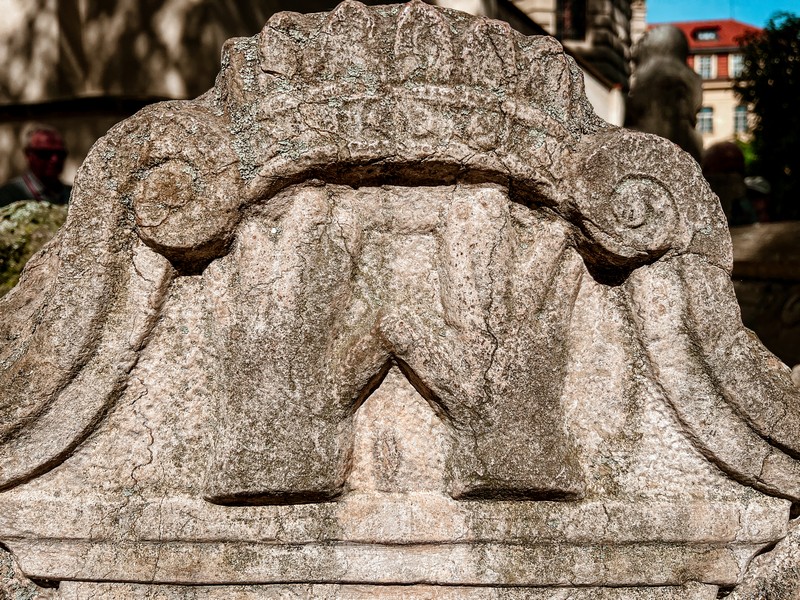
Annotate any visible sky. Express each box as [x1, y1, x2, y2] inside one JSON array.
[[648, 0, 800, 27]]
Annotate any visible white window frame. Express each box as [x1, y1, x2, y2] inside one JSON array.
[[730, 54, 744, 78], [734, 105, 748, 134], [697, 106, 714, 134], [695, 54, 717, 80]]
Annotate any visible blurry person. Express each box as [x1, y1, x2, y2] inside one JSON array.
[[702, 141, 756, 226], [0, 125, 71, 208], [745, 176, 772, 223]]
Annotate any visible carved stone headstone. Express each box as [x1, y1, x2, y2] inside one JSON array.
[[2, 2, 799, 598]]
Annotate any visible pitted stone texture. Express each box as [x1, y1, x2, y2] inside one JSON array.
[[1, 2, 800, 598], [57, 582, 720, 599]]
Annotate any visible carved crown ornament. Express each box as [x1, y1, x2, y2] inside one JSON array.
[[1, 2, 798, 597]]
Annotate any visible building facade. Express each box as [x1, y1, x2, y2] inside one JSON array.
[[512, 0, 633, 89], [665, 19, 761, 147]]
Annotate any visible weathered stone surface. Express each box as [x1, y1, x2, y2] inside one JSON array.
[[1, 544, 56, 599], [0, 200, 66, 297], [56, 582, 720, 599], [1, 2, 799, 598], [728, 520, 800, 600]]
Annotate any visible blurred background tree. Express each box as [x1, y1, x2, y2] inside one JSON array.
[[736, 12, 800, 221]]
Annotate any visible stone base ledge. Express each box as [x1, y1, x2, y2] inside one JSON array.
[[56, 582, 720, 599], [0, 493, 788, 544], [8, 539, 761, 587], [2, 494, 786, 587]]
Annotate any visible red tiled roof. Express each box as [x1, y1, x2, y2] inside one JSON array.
[[650, 19, 761, 51]]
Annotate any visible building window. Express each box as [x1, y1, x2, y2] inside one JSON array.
[[695, 29, 719, 41], [734, 106, 748, 134], [697, 107, 714, 134], [695, 55, 715, 79], [556, 0, 587, 41], [730, 54, 744, 78]]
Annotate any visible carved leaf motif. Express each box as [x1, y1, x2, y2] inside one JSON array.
[[394, 1, 454, 83], [461, 19, 518, 90]]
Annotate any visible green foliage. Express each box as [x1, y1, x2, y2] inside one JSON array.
[[735, 12, 800, 220], [735, 138, 758, 173], [0, 201, 66, 297]]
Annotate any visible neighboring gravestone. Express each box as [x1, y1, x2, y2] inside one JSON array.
[[1, 2, 799, 598], [625, 25, 703, 162], [731, 221, 800, 368]]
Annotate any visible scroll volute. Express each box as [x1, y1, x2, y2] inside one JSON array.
[[125, 106, 243, 274], [559, 129, 696, 275]]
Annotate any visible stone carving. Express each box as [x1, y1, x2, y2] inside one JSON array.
[[1, 2, 799, 597]]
